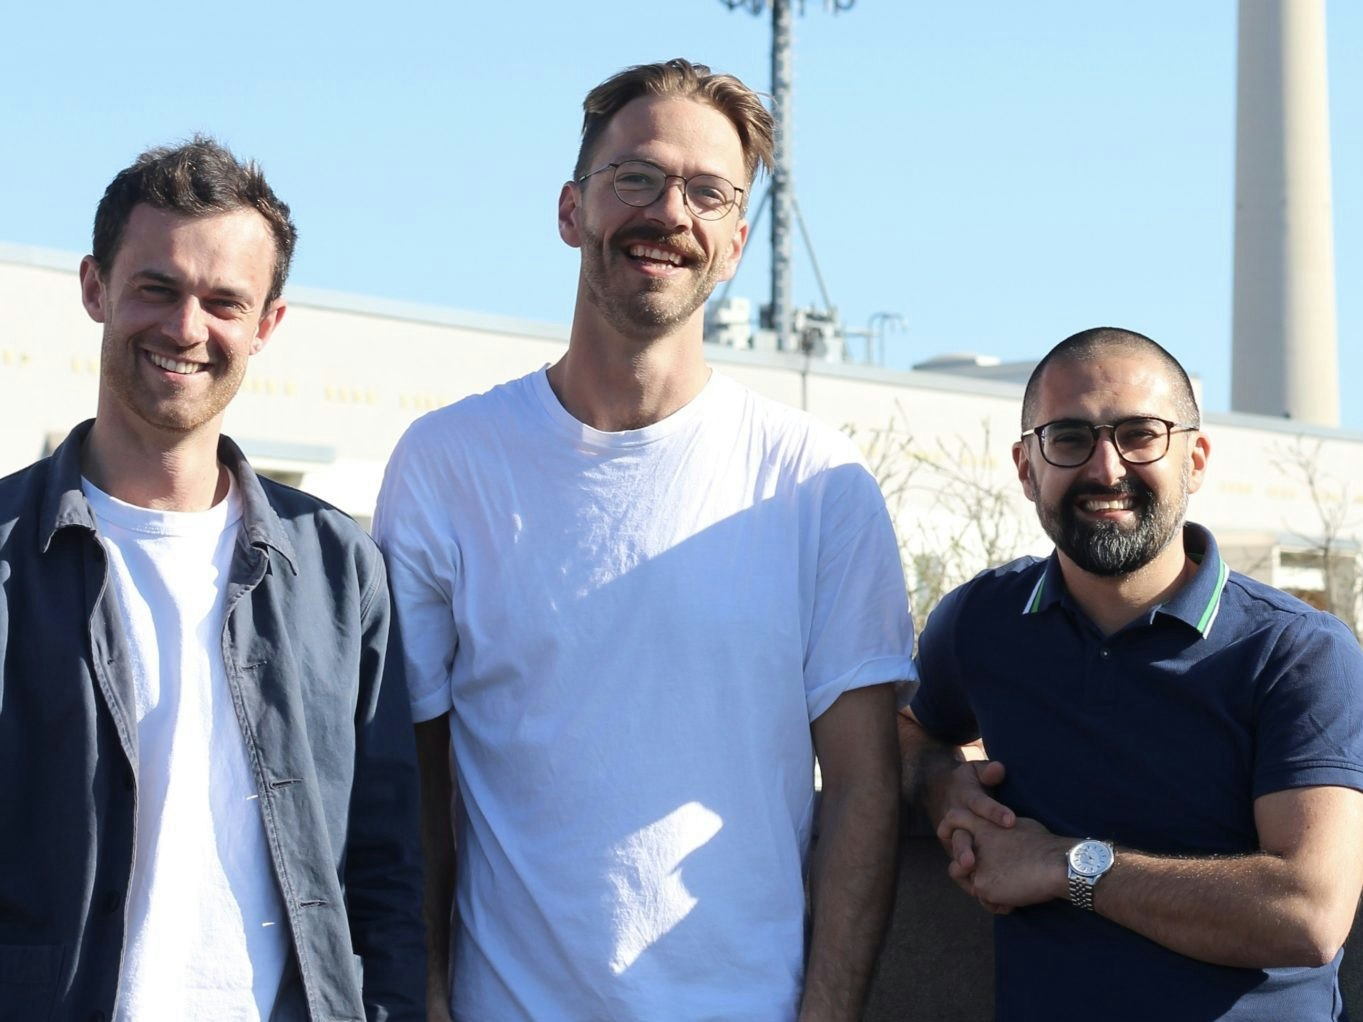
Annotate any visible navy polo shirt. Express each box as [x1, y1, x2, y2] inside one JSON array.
[[911, 524, 1363, 1021]]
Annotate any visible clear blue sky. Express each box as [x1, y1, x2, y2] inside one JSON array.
[[3, 2, 1358, 428]]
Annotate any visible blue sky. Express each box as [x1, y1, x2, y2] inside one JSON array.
[[3, 2, 1358, 428]]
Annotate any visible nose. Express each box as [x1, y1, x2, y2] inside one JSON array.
[[1082, 429, 1127, 483], [645, 178, 691, 230], [166, 298, 210, 347]]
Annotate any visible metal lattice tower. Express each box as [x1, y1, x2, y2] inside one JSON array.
[[721, 0, 855, 353]]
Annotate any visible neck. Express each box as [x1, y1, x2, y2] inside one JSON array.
[[1058, 536, 1196, 636], [551, 306, 710, 432], [83, 415, 228, 512]]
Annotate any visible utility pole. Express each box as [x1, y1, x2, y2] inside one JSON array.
[[770, 0, 794, 352], [719, 0, 855, 353]]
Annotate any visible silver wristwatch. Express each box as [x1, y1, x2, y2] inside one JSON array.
[[1066, 839, 1115, 911]]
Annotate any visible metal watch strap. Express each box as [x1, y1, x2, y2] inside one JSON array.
[[1068, 873, 1097, 911]]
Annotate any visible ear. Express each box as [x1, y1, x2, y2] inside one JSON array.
[[715, 216, 750, 283], [558, 182, 582, 249], [1184, 430, 1211, 496], [1013, 439, 1037, 503], [79, 256, 107, 324], [251, 299, 287, 356]]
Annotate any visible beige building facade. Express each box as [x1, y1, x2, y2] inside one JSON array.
[[3, 243, 1359, 630]]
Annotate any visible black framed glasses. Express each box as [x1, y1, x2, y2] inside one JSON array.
[[578, 160, 743, 220], [1021, 417, 1199, 468]]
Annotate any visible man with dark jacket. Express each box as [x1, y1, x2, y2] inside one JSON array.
[[0, 139, 425, 1020]]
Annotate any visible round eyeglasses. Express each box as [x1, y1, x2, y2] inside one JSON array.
[[1021, 417, 1200, 468], [577, 160, 743, 221]]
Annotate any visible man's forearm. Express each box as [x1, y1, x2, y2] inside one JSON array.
[[1094, 847, 1349, 969], [897, 712, 964, 823], [799, 773, 898, 1021], [960, 786, 1363, 970]]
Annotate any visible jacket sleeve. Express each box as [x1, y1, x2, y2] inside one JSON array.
[[345, 545, 428, 1021]]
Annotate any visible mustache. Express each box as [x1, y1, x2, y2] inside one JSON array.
[[613, 226, 703, 261], [1064, 477, 1152, 502]]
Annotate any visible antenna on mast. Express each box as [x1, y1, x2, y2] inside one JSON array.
[[716, 0, 856, 355]]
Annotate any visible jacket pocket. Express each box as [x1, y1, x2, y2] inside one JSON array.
[[0, 943, 60, 1022]]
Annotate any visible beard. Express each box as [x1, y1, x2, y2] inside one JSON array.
[[578, 222, 726, 339], [1033, 462, 1189, 577]]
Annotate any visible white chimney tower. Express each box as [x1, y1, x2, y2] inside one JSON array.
[[1230, 0, 1339, 425]]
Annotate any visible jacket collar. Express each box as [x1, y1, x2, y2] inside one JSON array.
[[38, 419, 298, 574]]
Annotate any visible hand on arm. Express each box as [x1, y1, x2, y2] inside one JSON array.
[[951, 786, 1363, 969], [897, 708, 1014, 901], [798, 684, 900, 1022], [414, 715, 457, 1022]]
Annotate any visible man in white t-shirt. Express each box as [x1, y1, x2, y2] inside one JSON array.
[[0, 139, 425, 1020], [374, 59, 914, 1021]]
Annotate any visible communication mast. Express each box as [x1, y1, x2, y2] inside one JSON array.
[[717, 0, 855, 354]]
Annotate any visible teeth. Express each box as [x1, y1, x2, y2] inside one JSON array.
[[628, 245, 683, 266], [149, 352, 204, 374], [1082, 498, 1133, 511]]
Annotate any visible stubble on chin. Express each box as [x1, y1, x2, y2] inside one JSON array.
[[578, 225, 723, 339], [101, 329, 244, 436]]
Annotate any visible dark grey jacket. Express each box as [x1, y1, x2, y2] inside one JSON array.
[[0, 422, 425, 1021]]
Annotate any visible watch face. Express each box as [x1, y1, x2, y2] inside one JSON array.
[[1069, 841, 1114, 877]]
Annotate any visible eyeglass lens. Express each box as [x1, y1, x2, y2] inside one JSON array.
[[611, 161, 736, 219], [1041, 418, 1172, 466]]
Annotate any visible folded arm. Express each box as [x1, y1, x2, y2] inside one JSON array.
[[952, 785, 1363, 968]]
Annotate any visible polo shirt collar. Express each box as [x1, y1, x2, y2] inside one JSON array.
[[1021, 523, 1230, 639]]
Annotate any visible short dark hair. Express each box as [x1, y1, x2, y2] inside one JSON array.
[[575, 58, 775, 208], [1021, 327, 1201, 430], [92, 136, 298, 306]]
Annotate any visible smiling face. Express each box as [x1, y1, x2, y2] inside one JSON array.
[[558, 95, 749, 342], [1013, 352, 1209, 578], [81, 204, 284, 446]]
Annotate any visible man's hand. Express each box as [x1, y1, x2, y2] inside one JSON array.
[[897, 709, 1015, 904], [947, 814, 1071, 911], [935, 758, 1014, 872]]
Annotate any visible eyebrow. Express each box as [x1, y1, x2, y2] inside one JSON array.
[[617, 156, 736, 181], [131, 269, 254, 305]]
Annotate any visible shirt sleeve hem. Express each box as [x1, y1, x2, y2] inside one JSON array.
[[410, 688, 453, 724], [1254, 762, 1363, 799], [808, 654, 915, 722]]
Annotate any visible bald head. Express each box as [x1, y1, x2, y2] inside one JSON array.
[[1021, 328, 1200, 432]]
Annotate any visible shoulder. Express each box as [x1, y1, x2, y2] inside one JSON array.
[[398, 370, 541, 452], [1220, 569, 1363, 664], [715, 374, 864, 468], [245, 470, 386, 602], [931, 556, 1049, 628], [0, 457, 47, 518], [0, 455, 61, 553], [256, 473, 369, 540]]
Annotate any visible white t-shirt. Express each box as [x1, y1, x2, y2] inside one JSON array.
[[84, 477, 289, 1022], [375, 368, 914, 1022]]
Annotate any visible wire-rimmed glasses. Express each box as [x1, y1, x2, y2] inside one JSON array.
[[577, 160, 743, 220]]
